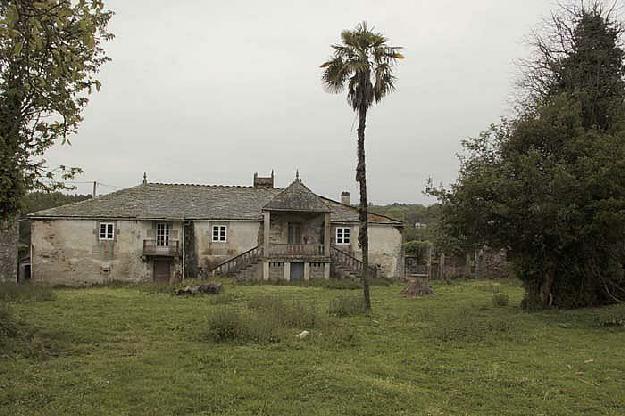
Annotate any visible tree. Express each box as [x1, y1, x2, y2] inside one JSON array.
[[0, 0, 112, 280], [430, 2, 625, 309], [0, 0, 113, 221], [321, 22, 403, 310]]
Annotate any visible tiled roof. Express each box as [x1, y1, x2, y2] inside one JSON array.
[[29, 182, 401, 225], [263, 179, 330, 212]]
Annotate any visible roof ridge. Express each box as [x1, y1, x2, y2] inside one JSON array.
[[149, 182, 283, 190]]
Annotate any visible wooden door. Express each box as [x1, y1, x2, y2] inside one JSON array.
[[153, 260, 171, 283], [290, 262, 304, 281], [288, 223, 302, 244]]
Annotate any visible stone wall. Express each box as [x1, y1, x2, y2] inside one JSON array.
[[336, 223, 404, 278], [0, 218, 18, 282], [268, 261, 284, 280], [30, 219, 184, 285], [194, 220, 261, 273], [309, 262, 325, 279]]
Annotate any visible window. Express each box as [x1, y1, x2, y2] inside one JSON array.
[[212, 225, 227, 242], [156, 223, 170, 246], [336, 227, 351, 245], [99, 222, 114, 240]]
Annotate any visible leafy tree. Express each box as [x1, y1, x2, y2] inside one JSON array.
[[0, 0, 113, 221], [321, 22, 403, 310], [430, 2, 625, 309]]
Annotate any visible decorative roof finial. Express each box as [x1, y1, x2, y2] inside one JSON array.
[[142, 172, 147, 185], [296, 169, 300, 180]]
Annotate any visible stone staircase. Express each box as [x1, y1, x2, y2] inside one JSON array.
[[210, 245, 263, 280], [210, 245, 377, 281], [330, 246, 378, 279]]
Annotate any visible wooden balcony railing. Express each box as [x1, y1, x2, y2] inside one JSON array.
[[267, 244, 325, 256], [143, 240, 180, 257]]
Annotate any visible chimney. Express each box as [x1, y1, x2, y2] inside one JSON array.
[[253, 171, 275, 188], [341, 191, 350, 205]]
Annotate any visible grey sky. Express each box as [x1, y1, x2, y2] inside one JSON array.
[[45, 0, 554, 204]]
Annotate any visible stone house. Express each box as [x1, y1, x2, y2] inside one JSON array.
[[28, 173, 404, 285]]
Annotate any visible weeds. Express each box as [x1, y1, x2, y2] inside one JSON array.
[[0, 282, 56, 302], [0, 302, 62, 359], [426, 308, 518, 345], [205, 296, 324, 344], [492, 292, 510, 307], [205, 308, 280, 344], [328, 295, 367, 317]]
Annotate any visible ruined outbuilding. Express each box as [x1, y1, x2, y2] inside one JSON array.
[[28, 173, 404, 285]]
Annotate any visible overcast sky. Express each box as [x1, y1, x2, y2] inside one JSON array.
[[45, 0, 555, 204]]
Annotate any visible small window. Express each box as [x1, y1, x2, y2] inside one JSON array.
[[99, 222, 114, 240], [156, 223, 170, 246], [336, 227, 351, 245], [212, 225, 227, 242]]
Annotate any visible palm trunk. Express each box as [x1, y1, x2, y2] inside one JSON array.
[[357, 104, 371, 311]]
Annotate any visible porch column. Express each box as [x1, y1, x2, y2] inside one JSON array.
[[284, 261, 291, 281], [263, 211, 270, 255], [304, 262, 310, 281], [324, 212, 331, 256], [324, 262, 330, 279], [263, 261, 269, 281]]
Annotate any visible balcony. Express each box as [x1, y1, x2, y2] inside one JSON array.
[[143, 240, 180, 257], [266, 244, 325, 257]]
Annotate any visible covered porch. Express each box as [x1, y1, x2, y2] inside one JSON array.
[[260, 175, 332, 281]]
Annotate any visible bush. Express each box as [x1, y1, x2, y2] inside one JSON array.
[[205, 308, 279, 344], [492, 292, 510, 307], [328, 295, 366, 317], [247, 295, 321, 328], [0, 282, 56, 302]]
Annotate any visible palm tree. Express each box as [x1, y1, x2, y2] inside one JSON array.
[[321, 22, 403, 311]]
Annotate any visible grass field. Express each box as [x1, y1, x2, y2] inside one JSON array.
[[1, 279, 625, 415]]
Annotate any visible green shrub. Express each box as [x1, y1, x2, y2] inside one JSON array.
[[247, 295, 321, 328], [492, 292, 510, 307], [207, 309, 244, 342], [205, 308, 282, 344], [0, 282, 56, 302], [328, 295, 366, 317]]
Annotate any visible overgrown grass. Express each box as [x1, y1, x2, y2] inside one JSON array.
[[1, 280, 625, 415], [492, 292, 510, 306], [0, 302, 63, 359], [0, 282, 56, 302], [204, 295, 323, 344], [328, 294, 367, 317], [233, 277, 394, 289]]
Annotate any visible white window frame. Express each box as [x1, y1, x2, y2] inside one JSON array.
[[99, 222, 115, 240], [212, 225, 227, 242], [336, 227, 351, 245], [156, 223, 170, 246]]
